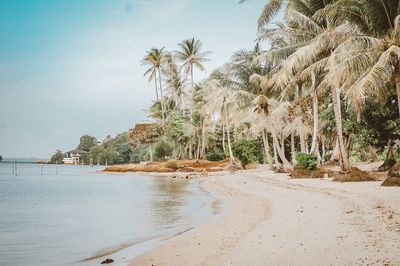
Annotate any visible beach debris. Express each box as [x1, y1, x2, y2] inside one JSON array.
[[332, 167, 375, 182], [290, 166, 332, 179], [381, 162, 400, 186], [101, 258, 114, 264]]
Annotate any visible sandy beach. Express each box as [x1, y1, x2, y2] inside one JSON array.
[[131, 168, 400, 266]]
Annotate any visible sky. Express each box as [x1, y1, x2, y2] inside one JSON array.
[[0, 0, 266, 159]]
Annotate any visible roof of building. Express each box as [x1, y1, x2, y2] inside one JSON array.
[[65, 149, 88, 154]]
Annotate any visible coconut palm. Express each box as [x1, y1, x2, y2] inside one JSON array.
[[163, 53, 188, 110], [142, 48, 166, 126], [320, 0, 400, 118], [175, 38, 211, 88], [257, 3, 357, 171]]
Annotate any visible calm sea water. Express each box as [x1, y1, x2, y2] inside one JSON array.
[[0, 163, 214, 266]]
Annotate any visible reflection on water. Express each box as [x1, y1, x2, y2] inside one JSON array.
[[0, 163, 213, 266], [151, 178, 189, 227]]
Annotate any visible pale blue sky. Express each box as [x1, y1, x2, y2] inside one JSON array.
[[0, 0, 266, 158]]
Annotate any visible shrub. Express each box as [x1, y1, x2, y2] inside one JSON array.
[[153, 138, 173, 160], [296, 152, 318, 170], [382, 157, 396, 168], [232, 139, 264, 166], [324, 151, 332, 162], [206, 148, 226, 161]]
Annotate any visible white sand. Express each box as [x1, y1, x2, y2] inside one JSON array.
[[131, 168, 400, 266]]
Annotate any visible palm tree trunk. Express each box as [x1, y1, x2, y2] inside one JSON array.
[[201, 123, 206, 159], [331, 86, 351, 171], [222, 125, 226, 152], [299, 128, 306, 153], [395, 71, 400, 118], [262, 129, 273, 168], [271, 132, 293, 172], [189, 145, 193, 160], [273, 140, 278, 164], [330, 137, 340, 162], [369, 145, 378, 162], [196, 139, 201, 161], [310, 83, 319, 154], [386, 141, 395, 159], [224, 103, 235, 166], [154, 72, 159, 101], [190, 64, 194, 88], [291, 132, 296, 163], [157, 67, 165, 126]]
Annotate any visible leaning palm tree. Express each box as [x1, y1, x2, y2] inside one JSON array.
[[175, 38, 211, 88], [142, 48, 166, 126]]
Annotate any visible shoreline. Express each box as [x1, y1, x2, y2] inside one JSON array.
[[130, 168, 400, 266]]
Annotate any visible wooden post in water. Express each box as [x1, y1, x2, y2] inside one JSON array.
[[15, 161, 17, 177], [41, 165, 43, 176]]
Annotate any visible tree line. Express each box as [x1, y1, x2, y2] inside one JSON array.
[[133, 0, 400, 172]]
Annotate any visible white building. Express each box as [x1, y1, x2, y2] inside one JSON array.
[[62, 149, 87, 165]]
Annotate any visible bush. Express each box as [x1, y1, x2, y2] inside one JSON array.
[[232, 139, 264, 166], [154, 138, 173, 160], [50, 150, 64, 164], [296, 152, 318, 170], [206, 148, 226, 161], [382, 157, 396, 168], [324, 151, 332, 162]]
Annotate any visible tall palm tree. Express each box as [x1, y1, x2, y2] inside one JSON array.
[[142, 48, 166, 126], [175, 38, 211, 88], [142, 51, 159, 101]]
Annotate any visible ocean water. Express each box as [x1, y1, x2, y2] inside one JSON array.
[[0, 163, 214, 266]]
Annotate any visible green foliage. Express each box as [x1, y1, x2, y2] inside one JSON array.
[[232, 139, 264, 166], [77, 135, 98, 152], [206, 148, 226, 161], [86, 132, 132, 165], [166, 111, 189, 142], [382, 158, 396, 168], [296, 152, 318, 170], [324, 151, 332, 162], [130, 144, 152, 163], [50, 150, 64, 164], [154, 138, 173, 160], [0, 155, 2, 162], [355, 89, 400, 150]]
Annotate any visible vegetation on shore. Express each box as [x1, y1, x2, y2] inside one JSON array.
[[51, 1, 400, 186], [137, 0, 400, 171], [130, 0, 400, 184]]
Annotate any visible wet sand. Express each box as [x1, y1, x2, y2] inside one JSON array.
[[131, 168, 400, 266]]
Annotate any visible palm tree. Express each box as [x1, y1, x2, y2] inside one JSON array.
[[163, 53, 188, 110], [175, 38, 211, 88], [142, 48, 166, 126], [257, 4, 356, 171], [320, 0, 400, 118], [240, 0, 337, 30], [142, 51, 159, 101]]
